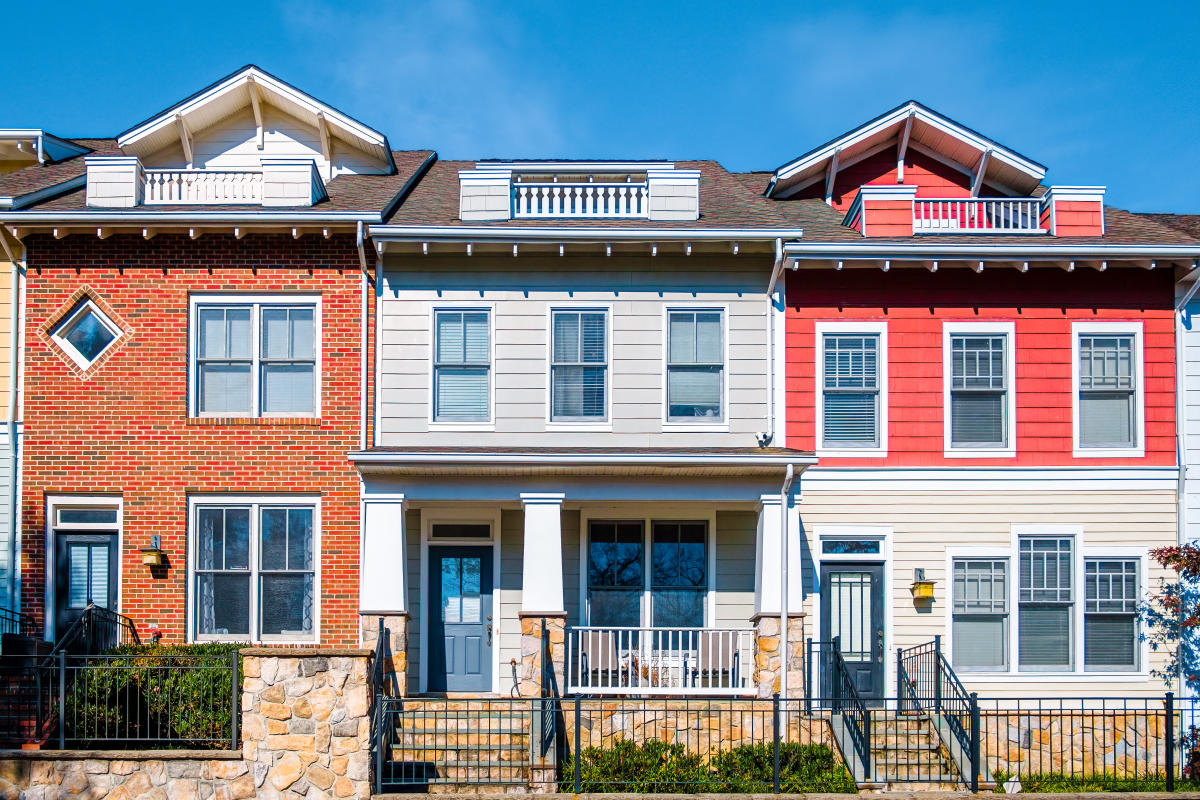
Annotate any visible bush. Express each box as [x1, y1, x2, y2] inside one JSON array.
[[989, 769, 1200, 793], [63, 642, 244, 748], [561, 738, 856, 792]]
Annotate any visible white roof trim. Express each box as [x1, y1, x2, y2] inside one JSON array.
[[481, 161, 676, 172], [0, 130, 90, 165], [784, 242, 1200, 258], [369, 226, 804, 242], [349, 451, 816, 466]]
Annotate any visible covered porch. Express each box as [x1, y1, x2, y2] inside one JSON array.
[[352, 447, 812, 699]]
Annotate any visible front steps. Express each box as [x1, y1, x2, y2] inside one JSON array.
[[868, 711, 959, 788]]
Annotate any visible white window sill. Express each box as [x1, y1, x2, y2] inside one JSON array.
[[192, 636, 319, 646], [944, 448, 1017, 459], [546, 422, 613, 432], [817, 448, 888, 458], [1073, 447, 1145, 459], [662, 423, 729, 433], [957, 671, 1149, 683], [428, 421, 495, 432]]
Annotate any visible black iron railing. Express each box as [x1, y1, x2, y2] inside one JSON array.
[[52, 604, 140, 657], [896, 636, 979, 788], [0, 606, 37, 639], [828, 635, 871, 780]]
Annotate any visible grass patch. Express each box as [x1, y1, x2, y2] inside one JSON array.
[[990, 769, 1200, 793]]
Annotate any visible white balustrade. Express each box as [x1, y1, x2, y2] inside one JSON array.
[[513, 182, 649, 218], [912, 198, 1044, 234], [568, 626, 754, 695], [143, 169, 264, 205]]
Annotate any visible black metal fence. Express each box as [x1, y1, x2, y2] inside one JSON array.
[[0, 651, 239, 749], [0, 606, 37, 639]]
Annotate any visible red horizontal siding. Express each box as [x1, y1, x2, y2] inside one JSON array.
[[785, 268, 1176, 467], [793, 146, 974, 213]]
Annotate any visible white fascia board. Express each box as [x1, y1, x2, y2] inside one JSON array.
[[349, 451, 818, 467], [783, 242, 1200, 258], [802, 465, 1178, 492], [774, 105, 911, 183], [0, 130, 89, 162], [0, 210, 379, 224], [118, 67, 387, 151], [368, 226, 805, 242], [483, 161, 675, 172]]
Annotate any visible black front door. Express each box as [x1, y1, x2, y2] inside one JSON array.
[[820, 562, 884, 701], [54, 533, 118, 639], [428, 546, 493, 692]]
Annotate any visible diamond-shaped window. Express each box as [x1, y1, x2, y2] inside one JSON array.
[[51, 300, 122, 369]]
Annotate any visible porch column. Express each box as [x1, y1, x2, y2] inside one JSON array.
[[359, 496, 410, 695], [519, 493, 566, 700], [753, 494, 804, 698]]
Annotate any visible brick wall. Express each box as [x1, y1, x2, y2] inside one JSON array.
[[21, 233, 370, 646]]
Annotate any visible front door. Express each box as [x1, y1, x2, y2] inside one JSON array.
[[428, 546, 493, 693], [54, 533, 118, 640], [820, 562, 884, 702]]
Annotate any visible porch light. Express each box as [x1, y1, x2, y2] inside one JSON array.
[[910, 568, 935, 601], [140, 535, 165, 567]]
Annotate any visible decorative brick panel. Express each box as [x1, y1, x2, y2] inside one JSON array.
[[20, 233, 372, 647]]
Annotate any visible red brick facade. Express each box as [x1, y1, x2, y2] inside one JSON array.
[[20, 233, 369, 647]]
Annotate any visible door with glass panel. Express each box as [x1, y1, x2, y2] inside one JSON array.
[[428, 546, 493, 692], [54, 533, 118, 640], [819, 563, 884, 701]]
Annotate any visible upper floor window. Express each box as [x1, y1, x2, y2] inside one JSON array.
[[1074, 322, 1143, 456], [434, 309, 491, 422], [666, 309, 723, 423], [50, 299, 123, 369], [944, 322, 1015, 456], [818, 323, 887, 454], [551, 310, 607, 422], [191, 296, 318, 418]]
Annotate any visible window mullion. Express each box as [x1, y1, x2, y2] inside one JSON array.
[[250, 502, 260, 643]]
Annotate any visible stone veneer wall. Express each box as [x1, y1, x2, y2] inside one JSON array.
[[518, 614, 565, 698], [360, 613, 409, 697], [0, 751, 249, 800], [752, 613, 805, 699]]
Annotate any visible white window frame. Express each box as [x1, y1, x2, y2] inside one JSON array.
[[50, 299, 123, 369], [428, 303, 496, 431], [545, 303, 613, 431], [186, 494, 321, 645], [188, 294, 322, 419], [815, 321, 888, 457], [1071, 320, 1145, 458], [949, 554, 1011, 673], [944, 527, 1149, 681], [1081, 548, 1145, 672], [661, 304, 729, 432], [942, 320, 1017, 458], [578, 505, 717, 629], [44, 495, 123, 643]]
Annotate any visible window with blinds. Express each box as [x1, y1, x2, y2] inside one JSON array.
[[1078, 335, 1135, 449], [952, 559, 1008, 670], [434, 310, 490, 421], [194, 300, 317, 417], [667, 310, 723, 421], [1084, 559, 1138, 670], [1018, 537, 1073, 670], [551, 310, 607, 421], [822, 334, 880, 447], [949, 334, 1008, 448]]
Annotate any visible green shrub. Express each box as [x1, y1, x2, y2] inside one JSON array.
[[64, 642, 244, 748], [560, 738, 856, 792], [989, 769, 1199, 793]]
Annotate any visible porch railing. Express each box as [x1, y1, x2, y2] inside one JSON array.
[[143, 169, 264, 204], [567, 626, 752, 695], [513, 182, 649, 218], [912, 197, 1043, 233], [0, 606, 37, 639], [828, 636, 871, 780]]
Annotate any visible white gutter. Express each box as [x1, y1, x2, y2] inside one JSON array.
[[784, 243, 1200, 258], [349, 451, 816, 467], [369, 226, 805, 242], [0, 211, 379, 224], [779, 463, 795, 698], [6, 248, 17, 612]]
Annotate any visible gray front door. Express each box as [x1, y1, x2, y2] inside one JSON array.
[[428, 546, 493, 692], [820, 562, 884, 701], [54, 533, 118, 640]]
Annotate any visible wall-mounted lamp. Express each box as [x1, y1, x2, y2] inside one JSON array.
[[910, 567, 935, 600], [140, 535, 165, 567]]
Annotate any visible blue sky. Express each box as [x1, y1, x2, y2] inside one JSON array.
[[8, 1, 1198, 211]]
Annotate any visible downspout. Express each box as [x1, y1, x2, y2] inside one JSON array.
[[764, 238, 783, 446], [6, 243, 18, 613], [357, 222, 370, 451], [779, 462, 795, 698]]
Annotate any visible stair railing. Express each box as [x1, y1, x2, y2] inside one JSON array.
[[0, 606, 37, 639], [829, 635, 871, 779], [896, 636, 980, 790], [50, 604, 140, 659]]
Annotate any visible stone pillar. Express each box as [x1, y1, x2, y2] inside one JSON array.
[[361, 612, 410, 697], [518, 613, 566, 698], [752, 612, 805, 699], [240, 648, 373, 800]]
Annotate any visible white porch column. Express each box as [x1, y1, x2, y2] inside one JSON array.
[[519, 493, 566, 613], [359, 496, 408, 614], [754, 494, 802, 615]]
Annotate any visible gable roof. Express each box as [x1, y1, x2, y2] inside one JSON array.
[[767, 100, 1047, 199], [116, 65, 395, 173]]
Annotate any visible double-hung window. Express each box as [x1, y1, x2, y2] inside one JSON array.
[[666, 310, 724, 422], [193, 297, 318, 417], [1084, 559, 1139, 671], [433, 310, 491, 422], [192, 500, 317, 642], [650, 522, 708, 628], [1018, 536, 1073, 671], [946, 325, 1013, 451], [951, 559, 1008, 671], [1076, 325, 1141, 453], [551, 310, 607, 421], [821, 331, 882, 449], [586, 521, 644, 627]]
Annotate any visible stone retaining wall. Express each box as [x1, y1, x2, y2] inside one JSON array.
[[0, 750, 248, 800]]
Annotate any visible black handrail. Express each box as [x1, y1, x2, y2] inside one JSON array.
[[0, 606, 37, 639], [829, 635, 871, 778], [51, 604, 140, 659], [896, 636, 976, 786]]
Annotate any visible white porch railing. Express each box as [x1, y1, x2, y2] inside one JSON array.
[[143, 169, 264, 204], [568, 626, 754, 696], [513, 182, 649, 218], [912, 197, 1043, 234]]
